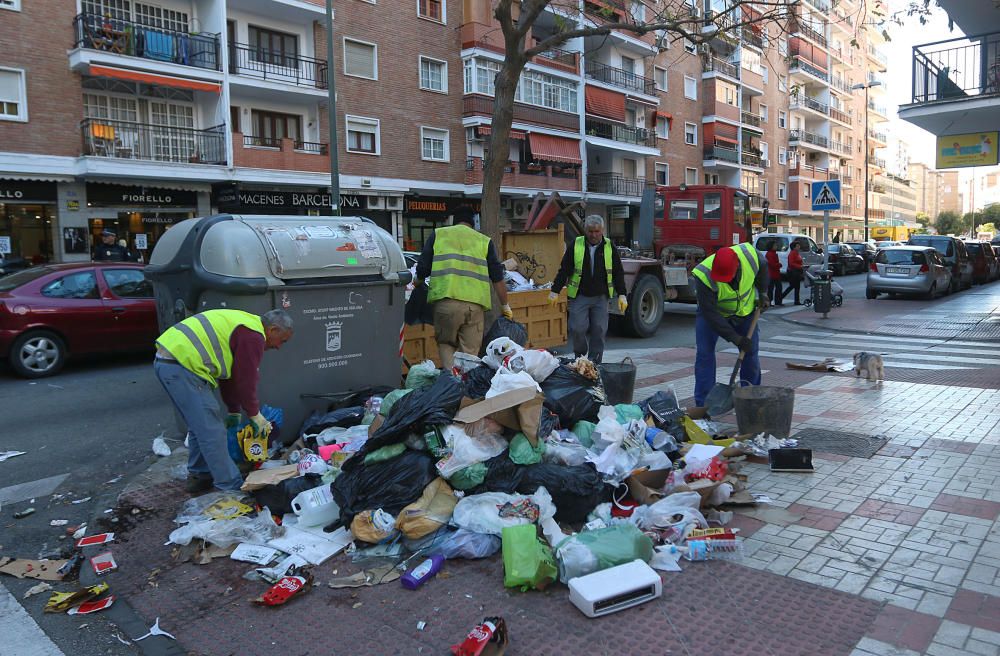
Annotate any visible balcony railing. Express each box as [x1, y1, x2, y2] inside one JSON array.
[[830, 77, 854, 94], [535, 46, 579, 70], [841, 174, 854, 185], [789, 162, 836, 179], [868, 129, 888, 143], [243, 135, 328, 154], [742, 28, 764, 49], [704, 145, 739, 163], [73, 13, 220, 70], [703, 56, 740, 80], [829, 106, 852, 125], [244, 134, 281, 148], [802, 0, 831, 12], [741, 111, 762, 128], [789, 56, 830, 82], [749, 193, 766, 209], [465, 157, 581, 190], [830, 141, 852, 156], [585, 60, 655, 95], [585, 118, 657, 147], [587, 173, 648, 196], [872, 157, 887, 169], [81, 118, 225, 164], [867, 101, 888, 116], [741, 152, 763, 167], [790, 93, 829, 114], [463, 94, 579, 131], [229, 43, 327, 89], [911, 31, 1000, 104], [790, 19, 828, 48], [872, 183, 887, 194], [867, 45, 888, 66], [789, 129, 829, 149]]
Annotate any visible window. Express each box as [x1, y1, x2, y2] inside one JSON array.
[[669, 199, 698, 219], [760, 104, 768, 122], [418, 0, 444, 22], [623, 158, 638, 179], [778, 75, 787, 92], [761, 67, 768, 84], [778, 38, 787, 55], [0, 0, 21, 10], [760, 141, 769, 162], [685, 167, 698, 185], [344, 38, 377, 79], [778, 147, 787, 165], [250, 110, 301, 144], [135, 3, 189, 32], [704, 193, 722, 219], [778, 110, 787, 129], [856, 196, 862, 209], [684, 122, 697, 146], [249, 26, 298, 68], [655, 162, 669, 185], [346, 115, 380, 154], [0, 68, 26, 121], [463, 58, 576, 112], [656, 116, 669, 139], [778, 182, 787, 200], [684, 39, 696, 54], [628, 0, 645, 22], [654, 66, 668, 91], [846, 193, 853, 207], [84, 93, 138, 122], [804, 184, 810, 198], [104, 269, 153, 298], [683, 75, 697, 100], [761, 181, 768, 198], [420, 127, 448, 161], [620, 55, 636, 74], [419, 56, 447, 93], [42, 272, 99, 300]]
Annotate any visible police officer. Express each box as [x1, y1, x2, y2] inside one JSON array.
[[93, 229, 128, 261]]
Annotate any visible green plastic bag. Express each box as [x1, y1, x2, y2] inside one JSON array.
[[554, 523, 654, 583], [363, 442, 406, 465], [508, 433, 546, 465], [615, 404, 645, 424], [502, 524, 558, 591], [446, 463, 487, 490], [380, 388, 413, 417], [571, 421, 596, 448], [405, 360, 440, 390]]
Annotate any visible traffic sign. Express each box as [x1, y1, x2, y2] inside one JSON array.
[[811, 180, 841, 211]]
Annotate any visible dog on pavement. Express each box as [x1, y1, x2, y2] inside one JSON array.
[[853, 352, 884, 382]]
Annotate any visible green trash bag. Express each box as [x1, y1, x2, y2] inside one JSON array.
[[508, 433, 546, 465], [363, 443, 406, 465], [615, 403, 645, 424], [405, 360, 440, 390], [554, 523, 654, 583], [380, 388, 413, 417], [502, 524, 558, 592], [446, 463, 487, 490], [571, 421, 597, 448]]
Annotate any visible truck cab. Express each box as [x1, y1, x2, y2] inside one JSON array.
[[653, 185, 753, 264]]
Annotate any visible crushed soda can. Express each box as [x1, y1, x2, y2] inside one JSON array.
[[451, 616, 508, 656], [45, 583, 109, 613], [90, 552, 117, 576], [253, 569, 313, 606]]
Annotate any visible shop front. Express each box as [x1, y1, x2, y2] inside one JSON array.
[[85, 183, 200, 260], [0, 180, 59, 266], [211, 184, 393, 234], [402, 196, 481, 252]]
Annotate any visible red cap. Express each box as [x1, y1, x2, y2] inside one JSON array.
[[710, 247, 739, 282]]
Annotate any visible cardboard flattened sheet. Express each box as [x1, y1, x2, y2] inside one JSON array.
[[241, 464, 299, 491], [0, 557, 67, 581]]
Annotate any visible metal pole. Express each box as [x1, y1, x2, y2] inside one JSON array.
[[863, 85, 870, 241], [326, 0, 341, 215], [823, 209, 830, 270]]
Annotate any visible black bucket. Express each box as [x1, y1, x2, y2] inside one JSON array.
[[600, 357, 637, 405], [732, 386, 795, 438]]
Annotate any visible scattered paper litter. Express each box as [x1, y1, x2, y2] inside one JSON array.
[[649, 546, 683, 572], [152, 435, 171, 457], [0, 451, 26, 463], [23, 582, 52, 599], [266, 526, 352, 566], [230, 544, 279, 565], [71, 497, 91, 505], [50, 520, 68, 527]]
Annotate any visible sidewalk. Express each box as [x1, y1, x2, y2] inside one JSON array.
[[780, 280, 1000, 341]]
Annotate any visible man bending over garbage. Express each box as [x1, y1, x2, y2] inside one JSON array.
[[154, 309, 293, 493]]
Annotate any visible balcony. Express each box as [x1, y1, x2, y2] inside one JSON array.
[[749, 193, 766, 209], [584, 118, 657, 147], [867, 45, 889, 68], [830, 141, 852, 156], [841, 174, 854, 185], [587, 173, 648, 197], [741, 151, 763, 168], [828, 106, 852, 125], [235, 133, 329, 172], [789, 129, 829, 149], [463, 94, 579, 132], [742, 28, 764, 50], [229, 43, 327, 89], [72, 13, 220, 70], [830, 76, 854, 94], [468, 35, 579, 74], [534, 46, 579, 74], [790, 19, 828, 48], [789, 57, 830, 82], [867, 101, 889, 118], [872, 157, 888, 169], [741, 111, 763, 129], [585, 60, 655, 96], [868, 129, 888, 144], [465, 157, 581, 192], [704, 144, 739, 164], [789, 93, 829, 115], [801, 0, 831, 12], [831, 10, 854, 33], [789, 162, 836, 179], [81, 118, 225, 164], [703, 57, 740, 80], [872, 183, 887, 194]]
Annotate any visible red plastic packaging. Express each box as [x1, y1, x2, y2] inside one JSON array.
[[451, 617, 508, 656]]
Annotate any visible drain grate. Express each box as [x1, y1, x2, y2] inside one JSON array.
[[791, 429, 888, 459]]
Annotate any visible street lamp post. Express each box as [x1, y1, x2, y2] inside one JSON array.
[[325, 0, 341, 215], [852, 80, 882, 241]]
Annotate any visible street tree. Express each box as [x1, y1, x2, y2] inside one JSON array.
[[915, 211, 931, 228], [976, 222, 996, 236], [935, 210, 964, 236]]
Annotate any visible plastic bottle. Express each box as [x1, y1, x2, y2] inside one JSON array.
[[676, 539, 744, 561], [400, 554, 445, 590], [290, 486, 340, 527]]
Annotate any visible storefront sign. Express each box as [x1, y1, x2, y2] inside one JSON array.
[[0, 181, 58, 203], [212, 183, 365, 212], [135, 234, 148, 250], [67, 200, 80, 211], [86, 184, 198, 207], [403, 196, 480, 218], [936, 132, 999, 169], [0, 236, 11, 254]]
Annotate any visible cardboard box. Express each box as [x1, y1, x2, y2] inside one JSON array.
[[241, 464, 299, 492], [454, 387, 544, 446], [626, 468, 674, 505]]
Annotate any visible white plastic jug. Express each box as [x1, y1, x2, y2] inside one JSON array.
[[291, 486, 340, 527]]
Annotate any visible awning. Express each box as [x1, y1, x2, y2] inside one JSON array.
[[528, 133, 582, 165], [585, 85, 626, 122], [656, 112, 673, 121], [89, 65, 221, 93], [476, 126, 526, 140], [715, 135, 739, 145]]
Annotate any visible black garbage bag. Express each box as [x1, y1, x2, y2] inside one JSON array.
[[252, 473, 324, 516], [539, 365, 602, 426], [638, 390, 687, 444], [537, 407, 560, 441], [463, 364, 495, 399], [300, 407, 365, 435], [365, 373, 465, 453], [331, 449, 438, 526], [481, 317, 528, 353], [405, 283, 435, 326]]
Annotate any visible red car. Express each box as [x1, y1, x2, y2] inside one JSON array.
[[0, 263, 158, 378]]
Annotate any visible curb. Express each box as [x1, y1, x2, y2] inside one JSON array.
[[778, 311, 1000, 342]]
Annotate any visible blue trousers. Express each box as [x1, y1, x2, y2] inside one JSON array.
[[694, 312, 761, 406], [153, 359, 243, 491]]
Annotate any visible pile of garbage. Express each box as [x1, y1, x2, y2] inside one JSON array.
[[160, 318, 769, 617]]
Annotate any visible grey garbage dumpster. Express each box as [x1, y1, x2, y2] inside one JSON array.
[[145, 215, 411, 441]]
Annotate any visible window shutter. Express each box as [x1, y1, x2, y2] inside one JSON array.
[[0, 70, 20, 102], [344, 41, 375, 78]]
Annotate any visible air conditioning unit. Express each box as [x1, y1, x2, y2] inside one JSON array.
[[840, 158, 849, 166], [385, 196, 402, 211], [762, 158, 771, 168], [360, 178, 373, 188], [367, 196, 385, 210]]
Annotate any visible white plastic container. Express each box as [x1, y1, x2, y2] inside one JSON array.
[[291, 486, 340, 527]]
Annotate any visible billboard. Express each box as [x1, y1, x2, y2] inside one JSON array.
[[936, 132, 999, 169]]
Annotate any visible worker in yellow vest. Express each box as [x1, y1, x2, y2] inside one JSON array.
[[154, 309, 294, 493], [690, 244, 769, 407], [415, 207, 512, 369], [549, 215, 627, 364]]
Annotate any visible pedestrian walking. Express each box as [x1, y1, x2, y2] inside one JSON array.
[[782, 242, 804, 305], [93, 229, 128, 261], [154, 308, 293, 493], [415, 207, 511, 369], [765, 242, 784, 306], [691, 243, 769, 407], [549, 215, 627, 364]]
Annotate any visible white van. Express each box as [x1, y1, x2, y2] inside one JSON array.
[[752, 233, 825, 275]]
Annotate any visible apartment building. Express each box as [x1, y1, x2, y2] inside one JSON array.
[[871, 172, 917, 227], [908, 161, 940, 218], [0, 0, 892, 264], [938, 169, 962, 215]]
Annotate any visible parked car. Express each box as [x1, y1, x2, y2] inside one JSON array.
[[875, 240, 903, 251], [847, 241, 878, 266], [906, 234, 973, 292], [964, 241, 999, 283], [753, 233, 824, 279], [825, 243, 867, 276], [0, 256, 33, 276], [867, 246, 953, 299], [0, 263, 156, 378]]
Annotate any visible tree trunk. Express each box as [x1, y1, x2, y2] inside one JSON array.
[[480, 60, 525, 244]]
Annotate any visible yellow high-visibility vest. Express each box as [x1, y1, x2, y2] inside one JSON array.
[[156, 309, 264, 386], [567, 236, 613, 298], [426, 224, 493, 309], [690, 243, 761, 317]]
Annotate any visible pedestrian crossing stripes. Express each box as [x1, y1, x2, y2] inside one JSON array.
[[721, 329, 1000, 371], [0, 582, 64, 656]]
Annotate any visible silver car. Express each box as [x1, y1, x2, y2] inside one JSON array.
[[866, 246, 952, 299]]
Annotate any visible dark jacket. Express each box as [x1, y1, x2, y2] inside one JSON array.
[[93, 243, 129, 262], [552, 237, 627, 298], [693, 263, 768, 345]]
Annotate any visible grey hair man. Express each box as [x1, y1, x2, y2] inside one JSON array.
[[549, 214, 627, 363]]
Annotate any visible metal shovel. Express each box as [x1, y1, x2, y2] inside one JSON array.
[[705, 308, 761, 417]]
